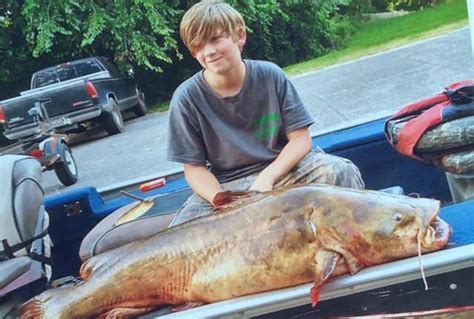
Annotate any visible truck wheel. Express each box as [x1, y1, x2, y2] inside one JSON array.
[[133, 88, 147, 117], [0, 129, 15, 147], [103, 98, 124, 135], [54, 143, 78, 186]]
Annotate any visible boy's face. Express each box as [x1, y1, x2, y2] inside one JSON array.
[[192, 29, 246, 76]]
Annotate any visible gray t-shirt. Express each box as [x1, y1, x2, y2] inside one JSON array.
[[167, 59, 314, 182]]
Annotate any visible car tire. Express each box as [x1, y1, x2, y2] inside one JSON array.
[[54, 143, 78, 186], [133, 88, 147, 117], [103, 98, 124, 135], [0, 129, 15, 147]]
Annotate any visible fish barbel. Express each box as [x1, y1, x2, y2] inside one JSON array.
[[19, 184, 451, 318]]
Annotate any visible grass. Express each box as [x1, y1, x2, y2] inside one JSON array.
[[149, 0, 468, 112], [284, 0, 468, 76], [148, 101, 170, 113]]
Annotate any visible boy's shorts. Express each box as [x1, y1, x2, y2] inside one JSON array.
[[169, 150, 365, 226]]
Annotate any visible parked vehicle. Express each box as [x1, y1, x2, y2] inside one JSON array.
[[1, 117, 473, 318], [0, 57, 147, 146]]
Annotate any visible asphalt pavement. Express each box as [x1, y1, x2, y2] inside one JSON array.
[[41, 27, 474, 195]]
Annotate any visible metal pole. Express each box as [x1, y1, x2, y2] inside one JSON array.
[[468, 0, 474, 59]]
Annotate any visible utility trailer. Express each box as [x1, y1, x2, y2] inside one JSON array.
[[0, 103, 78, 186]]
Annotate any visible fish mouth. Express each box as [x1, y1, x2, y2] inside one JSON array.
[[416, 213, 451, 291], [422, 215, 451, 250]]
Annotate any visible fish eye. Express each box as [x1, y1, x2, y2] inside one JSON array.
[[394, 212, 402, 222]]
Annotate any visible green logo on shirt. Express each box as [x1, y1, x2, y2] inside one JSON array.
[[255, 113, 281, 140]]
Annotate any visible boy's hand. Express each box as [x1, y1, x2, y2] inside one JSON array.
[[249, 174, 275, 192], [249, 128, 312, 192]]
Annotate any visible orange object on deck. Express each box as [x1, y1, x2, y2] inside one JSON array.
[[139, 178, 166, 192]]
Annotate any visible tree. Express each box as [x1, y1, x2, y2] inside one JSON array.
[[21, 0, 183, 73], [0, 0, 41, 98], [0, 1, 364, 102]]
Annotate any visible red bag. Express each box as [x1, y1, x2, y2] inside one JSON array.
[[385, 80, 474, 160]]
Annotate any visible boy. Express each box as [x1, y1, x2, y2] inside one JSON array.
[[167, 0, 364, 226]]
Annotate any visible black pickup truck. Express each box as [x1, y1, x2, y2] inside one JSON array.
[[0, 57, 147, 144]]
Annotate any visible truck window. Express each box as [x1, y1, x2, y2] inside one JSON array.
[[32, 64, 77, 89], [56, 65, 77, 82], [33, 69, 59, 88], [74, 60, 103, 77], [31, 59, 105, 89]]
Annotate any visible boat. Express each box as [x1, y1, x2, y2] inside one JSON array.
[[1, 116, 473, 318]]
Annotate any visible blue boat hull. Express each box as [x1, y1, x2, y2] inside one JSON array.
[[40, 117, 473, 318]]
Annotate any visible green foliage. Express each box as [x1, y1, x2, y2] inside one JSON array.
[[230, 0, 356, 67], [0, 0, 367, 102], [339, 0, 376, 14], [371, 0, 391, 11], [0, 0, 51, 98], [285, 0, 467, 75], [230, 0, 288, 62], [21, 0, 182, 72], [343, 0, 441, 13], [387, 0, 440, 11]]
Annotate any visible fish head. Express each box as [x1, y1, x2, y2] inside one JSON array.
[[352, 194, 450, 265], [313, 188, 451, 267]]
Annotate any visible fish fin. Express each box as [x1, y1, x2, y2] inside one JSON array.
[[99, 307, 155, 319], [17, 297, 45, 319], [171, 302, 205, 312], [341, 250, 364, 275], [79, 258, 94, 281], [80, 256, 103, 281], [328, 243, 364, 275], [212, 191, 263, 211], [311, 249, 341, 307]]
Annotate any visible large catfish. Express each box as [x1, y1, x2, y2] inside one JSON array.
[[19, 184, 451, 319]]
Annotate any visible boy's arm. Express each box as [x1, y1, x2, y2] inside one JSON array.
[[249, 127, 312, 192], [184, 163, 224, 205]]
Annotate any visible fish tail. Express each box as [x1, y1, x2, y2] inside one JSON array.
[[18, 287, 72, 319], [17, 297, 45, 319]]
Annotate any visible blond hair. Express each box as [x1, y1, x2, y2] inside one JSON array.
[[180, 0, 246, 53]]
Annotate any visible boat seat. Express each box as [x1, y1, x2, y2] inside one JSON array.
[[0, 257, 43, 294], [79, 187, 192, 261], [79, 203, 175, 262], [0, 257, 33, 289], [0, 155, 51, 298]]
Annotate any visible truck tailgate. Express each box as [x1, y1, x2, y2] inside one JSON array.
[[3, 80, 96, 130]]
